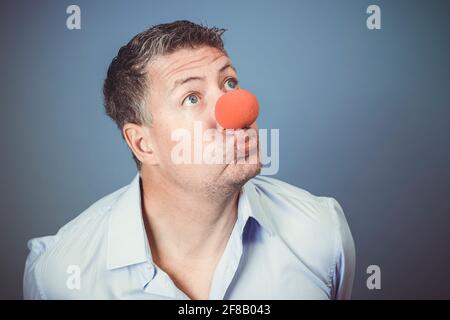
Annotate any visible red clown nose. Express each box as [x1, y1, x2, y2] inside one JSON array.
[[215, 89, 259, 129]]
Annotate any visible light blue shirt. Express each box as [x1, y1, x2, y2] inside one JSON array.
[[23, 174, 355, 299]]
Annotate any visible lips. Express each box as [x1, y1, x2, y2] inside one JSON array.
[[230, 130, 258, 160]]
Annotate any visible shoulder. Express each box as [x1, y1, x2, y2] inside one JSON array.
[[23, 184, 128, 299], [247, 175, 355, 293], [248, 175, 349, 230]]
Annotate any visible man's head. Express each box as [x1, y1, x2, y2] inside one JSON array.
[[103, 20, 260, 198]]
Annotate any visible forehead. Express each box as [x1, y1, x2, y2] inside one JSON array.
[[148, 46, 231, 84]]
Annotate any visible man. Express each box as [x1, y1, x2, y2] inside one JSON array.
[[23, 20, 355, 300]]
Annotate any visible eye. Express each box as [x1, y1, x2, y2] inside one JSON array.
[[224, 78, 239, 91], [182, 94, 200, 107]]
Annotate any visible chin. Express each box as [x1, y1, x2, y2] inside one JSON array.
[[201, 163, 260, 200], [187, 161, 261, 200], [223, 161, 261, 188]]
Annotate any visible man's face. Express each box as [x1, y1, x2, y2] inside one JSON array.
[[144, 46, 261, 196]]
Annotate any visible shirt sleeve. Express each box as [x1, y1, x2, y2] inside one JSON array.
[[23, 237, 52, 300], [329, 198, 356, 300]]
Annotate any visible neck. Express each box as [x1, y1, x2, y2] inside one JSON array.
[[140, 169, 241, 267]]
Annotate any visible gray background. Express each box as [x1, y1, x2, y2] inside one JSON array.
[[1, 0, 449, 299]]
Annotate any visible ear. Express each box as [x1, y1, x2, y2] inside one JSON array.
[[122, 123, 158, 166]]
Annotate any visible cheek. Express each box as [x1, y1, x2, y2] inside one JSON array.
[[151, 116, 175, 155], [153, 117, 193, 163], [152, 104, 220, 162], [162, 128, 180, 156]]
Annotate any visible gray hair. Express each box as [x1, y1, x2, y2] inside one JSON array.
[[103, 20, 227, 169]]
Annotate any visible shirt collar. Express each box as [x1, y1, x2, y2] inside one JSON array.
[[106, 173, 275, 271], [107, 174, 149, 270], [240, 179, 275, 237]]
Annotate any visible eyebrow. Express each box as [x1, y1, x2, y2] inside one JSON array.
[[169, 62, 237, 94], [219, 63, 236, 74]]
